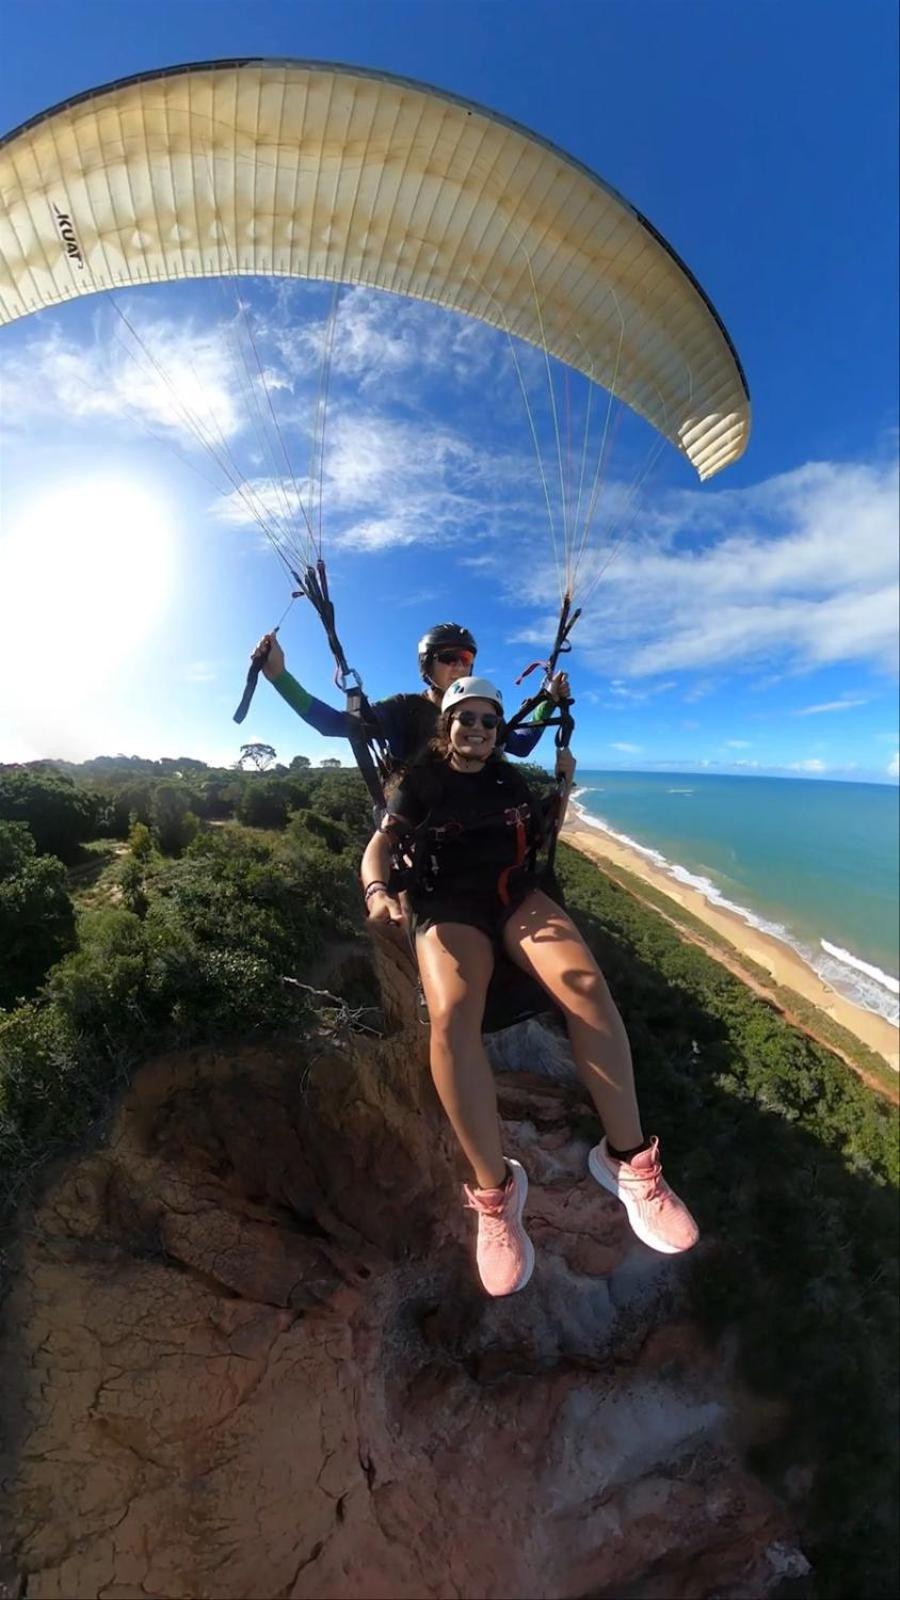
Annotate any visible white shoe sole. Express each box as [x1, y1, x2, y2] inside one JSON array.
[[588, 1143, 687, 1255]]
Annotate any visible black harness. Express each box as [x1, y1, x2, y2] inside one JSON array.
[[390, 760, 550, 907], [236, 566, 578, 869]]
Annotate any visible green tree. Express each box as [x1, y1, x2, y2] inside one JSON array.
[[0, 821, 76, 1006], [0, 769, 98, 862], [128, 820, 153, 861], [239, 742, 277, 771], [235, 779, 291, 830], [150, 786, 198, 856]]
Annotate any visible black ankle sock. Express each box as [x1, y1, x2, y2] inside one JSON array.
[[607, 1138, 652, 1163]]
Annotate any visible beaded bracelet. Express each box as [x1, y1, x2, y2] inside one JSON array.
[[363, 880, 388, 902]]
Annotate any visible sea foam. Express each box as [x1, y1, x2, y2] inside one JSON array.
[[569, 794, 900, 1029]]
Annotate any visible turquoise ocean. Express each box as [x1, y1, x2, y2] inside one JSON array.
[[569, 772, 900, 1028]]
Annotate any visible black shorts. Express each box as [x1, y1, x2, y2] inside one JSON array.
[[410, 871, 537, 953]]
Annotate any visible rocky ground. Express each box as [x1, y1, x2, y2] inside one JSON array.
[[0, 934, 809, 1599]]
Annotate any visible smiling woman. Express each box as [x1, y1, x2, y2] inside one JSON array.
[[0, 477, 175, 737]]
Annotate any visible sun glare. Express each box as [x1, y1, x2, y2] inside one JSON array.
[[0, 478, 176, 699]]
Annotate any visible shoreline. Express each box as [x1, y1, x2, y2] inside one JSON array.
[[560, 818, 900, 1077]]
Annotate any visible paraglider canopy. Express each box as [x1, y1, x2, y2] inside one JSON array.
[[0, 58, 749, 480]]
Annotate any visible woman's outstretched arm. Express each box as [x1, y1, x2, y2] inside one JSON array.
[[360, 821, 405, 924]]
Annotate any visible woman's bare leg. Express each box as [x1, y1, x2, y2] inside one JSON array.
[[502, 890, 643, 1151], [416, 922, 506, 1190]]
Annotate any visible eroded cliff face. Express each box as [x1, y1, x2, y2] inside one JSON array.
[[1, 936, 807, 1599]]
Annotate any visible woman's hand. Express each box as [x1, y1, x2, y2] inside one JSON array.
[[547, 670, 571, 702], [366, 888, 405, 924], [254, 632, 285, 682]]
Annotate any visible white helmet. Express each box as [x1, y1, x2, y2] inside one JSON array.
[[441, 676, 504, 715]]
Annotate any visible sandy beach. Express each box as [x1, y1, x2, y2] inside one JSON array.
[[561, 819, 900, 1079]]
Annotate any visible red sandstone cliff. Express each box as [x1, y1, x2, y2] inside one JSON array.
[[0, 935, 808, 1599]]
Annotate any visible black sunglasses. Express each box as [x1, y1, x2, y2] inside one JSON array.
[[455, 710, 500, 730], [435, 649, 474, 666]]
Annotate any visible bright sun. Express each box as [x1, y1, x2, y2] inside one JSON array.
[[0, 477, 176, 697]]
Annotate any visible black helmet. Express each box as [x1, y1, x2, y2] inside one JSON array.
[[417, 622, 477, 682]]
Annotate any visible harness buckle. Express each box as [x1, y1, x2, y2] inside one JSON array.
[[503, 804, 531, 826], [430, 819, 464, 843]]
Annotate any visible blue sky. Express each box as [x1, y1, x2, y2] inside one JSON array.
[[1, 0, 897, 781]]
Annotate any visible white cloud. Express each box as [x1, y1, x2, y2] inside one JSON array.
[[726, 739, 752, 748], [507, 457, 900, 681], [184, 661, 217, 684], [790, 759, 827, 772], [608, 678, 676, 702], [264, 285, 502, 398], [610, 741, 642, 754], [4, 296, 897, 706], [795, 697, 869, 715], [215, 409, 531, 554], [1, 316, 246, 443], [888, 752, 900, 779]]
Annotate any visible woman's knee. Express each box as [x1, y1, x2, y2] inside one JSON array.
[[557, 962, 617, 1021], [428, 994, 484, 1050]]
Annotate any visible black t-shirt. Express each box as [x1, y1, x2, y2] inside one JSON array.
[[387, 759, 538, 899], [369, 694, 439, 765]]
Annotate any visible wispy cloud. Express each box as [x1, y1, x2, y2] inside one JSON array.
[[266, 286, 502, 399], [608, 678, 677, 702], [5, 295, 897, 707], [726, 739, 752, 748], [506, 457, 900, 680], [184, 661, 217, 684], [0, 315, 247, 444], [888, 752, 900, 779], [794, 697, 869, 715], [790, 758, 828, 772], [214, 409, 533, 554], [610, 741, 642, 754]]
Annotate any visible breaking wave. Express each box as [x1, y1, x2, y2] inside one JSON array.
[[569, 794, 899, 1028]]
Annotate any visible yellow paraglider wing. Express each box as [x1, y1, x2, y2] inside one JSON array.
[[0, 59, 749, 479]]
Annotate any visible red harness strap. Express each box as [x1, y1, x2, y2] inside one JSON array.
[[496, 804, 531, 906]]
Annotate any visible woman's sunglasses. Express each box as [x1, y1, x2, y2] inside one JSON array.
[[435, 649, 474, 667], [454, 711, 499, 730]]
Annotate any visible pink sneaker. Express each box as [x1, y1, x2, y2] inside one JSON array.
[[464, 1158, 535, 1296], [588, 1137, 699, 1255]]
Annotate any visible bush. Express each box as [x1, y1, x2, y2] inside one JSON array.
[[128, 820, 154, 861], [235, 778, 291, 830], [0, 768, 99, 862], [150, 785, 198, 856], [118, 856, 149, 918], [0, 1002, 85, 1180], [0, 821, 76, 1007], [288, 808, 352, 854]]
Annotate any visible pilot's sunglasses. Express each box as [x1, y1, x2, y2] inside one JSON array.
[[455, 711, 499, 730], [435, 649, 474, 666]]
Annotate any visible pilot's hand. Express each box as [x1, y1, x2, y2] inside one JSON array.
[[556, 747, 576, 786], [254, 632, 285, 682]]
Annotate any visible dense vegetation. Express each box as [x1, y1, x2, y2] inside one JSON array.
[[555, 846, 898, 1600], [0, 759, 374, 1220], [1, 757, 897, 1597]]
